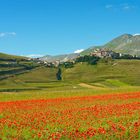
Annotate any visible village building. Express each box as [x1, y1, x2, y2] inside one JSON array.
[[90, 49, 120, 58]]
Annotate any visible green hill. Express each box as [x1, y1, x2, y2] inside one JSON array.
[[0, 52, 26, 60], [1, 59, 140, 92], [0, 52, 40, 80], [0, 52, 140, 92], [62, 59, 140, 86]]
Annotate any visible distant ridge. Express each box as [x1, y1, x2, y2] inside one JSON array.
[[103, 34, 140, 56], [1, 33, 140, 62], [40, 53, 79, 62], [81, 34, 140, 56]]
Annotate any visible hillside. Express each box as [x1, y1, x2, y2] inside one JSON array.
[[80, 46, 102, 56], [1, 59, 140, 92], [0, 52, 40, 80], [0, 52, 26, 60], [103, 34, 140, 56], [63, 59, 140, 86], [81, 34, 140, 56]]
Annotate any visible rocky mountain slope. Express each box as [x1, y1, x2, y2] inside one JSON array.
[[81, 34, 140, 56]]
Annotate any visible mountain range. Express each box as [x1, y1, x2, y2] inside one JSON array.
[[39, 53, 80, 62], [81, 34, 140, 56], [40, 33, 140, 62], [1, 33, 140, 62]]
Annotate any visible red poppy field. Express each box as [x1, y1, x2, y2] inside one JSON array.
[[0, 92, 140, 140]]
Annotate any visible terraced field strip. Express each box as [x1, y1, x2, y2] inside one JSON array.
[[79, 83, 106, 90]]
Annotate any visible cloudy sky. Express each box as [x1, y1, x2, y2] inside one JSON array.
[[0, 0, 140, 56]]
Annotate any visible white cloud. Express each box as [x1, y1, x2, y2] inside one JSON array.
[[74, 49, 84, 54], [0, 33, 6, 37], [24, 54, 44, 58], [121, 4, 135, 10], [123, 6, 130, 10], [133, 33, 140, 36], [105, 5, 113, 9], [0, 32, 16, 38], [105, 3, 136, 11]]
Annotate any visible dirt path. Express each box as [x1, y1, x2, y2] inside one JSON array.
[[79, 83, 106, 90]]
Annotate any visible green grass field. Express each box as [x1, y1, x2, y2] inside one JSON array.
[[0, 59, 140, 95], [0, 85, 140, 102], [0, 59, 140, 139]]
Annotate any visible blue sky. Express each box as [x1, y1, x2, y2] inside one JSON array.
[[0, 0, 140, 57]]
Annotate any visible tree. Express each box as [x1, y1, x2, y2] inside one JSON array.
[[56, 68, 62, 80]]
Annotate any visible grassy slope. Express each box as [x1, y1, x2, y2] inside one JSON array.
[[13, 66, 58, 83], [63, 59, 140, 86], [0, 52, 26, 60], [0, 53, 40, 81], [0, 59, 140, 101], [0, 59, 140, 89], [0, 66, 57, 89]]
